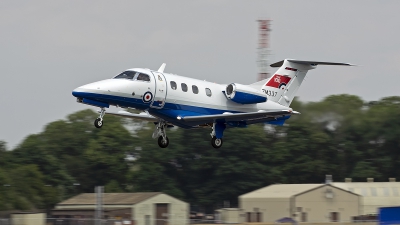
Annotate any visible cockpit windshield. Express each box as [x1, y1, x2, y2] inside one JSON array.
[[137, 73, 150, 81], [114, 71, 137, 80], [113, 71, 151, 82]]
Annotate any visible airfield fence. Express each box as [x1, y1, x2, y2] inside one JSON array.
[[0, 218, 386, 225]]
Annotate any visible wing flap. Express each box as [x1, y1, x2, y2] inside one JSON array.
[[178, 110, 298, 123], [106, 111, 158, 122]]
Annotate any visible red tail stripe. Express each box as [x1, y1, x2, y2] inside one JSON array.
[[265, 74, 291, 89]]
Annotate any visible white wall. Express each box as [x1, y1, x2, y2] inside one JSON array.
[[240, 197, 291, 222], [11, 213, 46, 225], [295, 186, 360, 222], [133, 194, 188, 225]]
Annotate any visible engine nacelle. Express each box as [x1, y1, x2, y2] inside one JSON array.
[[225, 83, 267, 104]]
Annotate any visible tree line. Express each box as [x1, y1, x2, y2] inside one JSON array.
[[1, 94, 400, 212]]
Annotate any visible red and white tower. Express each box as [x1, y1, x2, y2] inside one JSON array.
[[257, 19, 271, 81]]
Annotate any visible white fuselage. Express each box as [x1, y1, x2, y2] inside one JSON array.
[[72, 68, 291, 128]]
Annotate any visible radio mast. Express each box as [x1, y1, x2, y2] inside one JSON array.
[[257, 19, 271, 81]]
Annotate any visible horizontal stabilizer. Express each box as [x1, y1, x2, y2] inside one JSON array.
[[270, 59, 354, 67], [106, 111, 158, 122]]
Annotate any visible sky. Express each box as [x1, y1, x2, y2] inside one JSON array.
[[1, 0, 399, 149]]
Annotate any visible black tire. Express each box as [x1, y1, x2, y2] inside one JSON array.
[[158, 136, 169, 148], [211, 137, 223, 148], [94, 118, 103, 128]]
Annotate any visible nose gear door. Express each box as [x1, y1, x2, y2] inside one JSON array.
[[150, 71, 167, 108]]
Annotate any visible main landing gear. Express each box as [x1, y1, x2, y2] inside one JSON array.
[[210, 122, 225, 149], [152, 121, 169, 148], [94, 108, 106, 128], [93, 108, 225, 149], [211, 136, 223, 148], [151, 121, 225, 149]]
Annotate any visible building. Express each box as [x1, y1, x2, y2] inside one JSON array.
[[239, 184, 361, 222], [332, 178, 400, 215], [53, 192, 188, 225], [215, 208, 242, 223], [11, 213, 46, 225]]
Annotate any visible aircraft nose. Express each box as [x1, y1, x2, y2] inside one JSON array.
[[72, 81, 102, 98], [72, 79, 119, 101], [72, 87, 86, 98]]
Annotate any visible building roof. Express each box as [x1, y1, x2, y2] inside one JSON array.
[[240, 181, 400, 214], [332, 182, 400, 214], [52, 207, 130, 211], [58, 192, 161, 205], [240, 184, 324, 198], [331, 182, 400, 197]]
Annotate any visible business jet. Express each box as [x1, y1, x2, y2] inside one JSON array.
[[72, 59, 352, 148]]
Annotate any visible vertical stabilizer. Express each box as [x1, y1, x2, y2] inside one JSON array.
[[259, 59, 353, 106]]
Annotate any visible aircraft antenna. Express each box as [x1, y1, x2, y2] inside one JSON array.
[[257, 19, 272, 81]]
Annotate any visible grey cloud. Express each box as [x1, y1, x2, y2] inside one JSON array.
[[1, 0, 399, 148]]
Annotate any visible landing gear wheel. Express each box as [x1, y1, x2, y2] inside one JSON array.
[[211, 137, 223, 148], [94, 118, 103, 128], [94, 108, 106, 128], [158, 136, 169, 148]]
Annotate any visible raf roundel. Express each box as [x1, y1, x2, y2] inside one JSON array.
[[142, 91, 153, 103]]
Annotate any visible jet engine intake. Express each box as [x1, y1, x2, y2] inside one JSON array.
[[225, 83, 267, 104]]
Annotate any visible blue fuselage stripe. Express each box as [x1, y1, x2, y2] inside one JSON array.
[[72, 91, 240, 114], [72, 91, 289, 127]]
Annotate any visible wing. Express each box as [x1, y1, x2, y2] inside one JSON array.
[[177, 110, 299, 124], [106, 111, 158, 122]]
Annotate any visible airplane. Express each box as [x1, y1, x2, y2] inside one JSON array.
[[72, 59, 353, 148]]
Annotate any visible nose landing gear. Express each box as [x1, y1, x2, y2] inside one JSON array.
[[153, 121, 169, 148], [158, 136, 169, 148], [94, 108, 106, 128]]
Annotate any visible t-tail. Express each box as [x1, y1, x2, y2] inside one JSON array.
[[259, 59, 354, 107]]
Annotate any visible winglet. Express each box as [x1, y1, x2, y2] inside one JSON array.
[[158, 63, 166, 73]]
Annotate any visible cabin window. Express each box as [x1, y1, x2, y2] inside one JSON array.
[[205, 88, 212, 97], [181, 83, 188, 92], [192, 85, 199, 94], [170, 81, 177, 90], [114, 71, 137, 80], [136, 73, 150, 82]]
